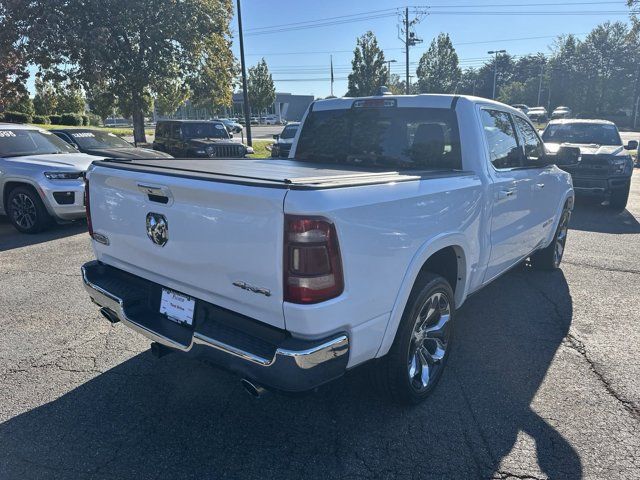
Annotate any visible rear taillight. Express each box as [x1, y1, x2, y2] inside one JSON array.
[[284, 215, 344, 304], [84, 176, 93, 238]]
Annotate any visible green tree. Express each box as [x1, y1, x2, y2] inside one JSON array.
[[416, 33, 461, 94], [86, 85, 117, 122], [33, 76, 58, 115], [247, 58, 276, 114], [0, 0, 28, 111], [7, 94, 34, 116], [27, 0, 235, 143], [346, 31, 388, 97], [155, 81, 190, 116], [456, 68, 479, 95], [56, 84, 85, 114], [476, 53, 515, 100]]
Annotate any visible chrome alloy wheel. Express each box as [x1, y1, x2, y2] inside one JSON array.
[[11, 193, 37, 230], [407, 291, 452, 391], [554, 210, 570, 267]]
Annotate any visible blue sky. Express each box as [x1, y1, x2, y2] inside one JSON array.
[[233, 0, 631, 98], [27, 0, 632, 98]]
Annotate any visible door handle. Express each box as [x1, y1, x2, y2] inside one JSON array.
[[534, 183, 545, 191], [498, 189, 515, 199]]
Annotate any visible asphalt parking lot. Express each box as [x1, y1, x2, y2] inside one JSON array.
[[0, 171, 639, 480]]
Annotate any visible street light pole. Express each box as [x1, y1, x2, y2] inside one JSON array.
[[537, 55, 545, 106], [386, 59, 397, 84], [237, 0, 252, 146], [488, 50, 506, 100]]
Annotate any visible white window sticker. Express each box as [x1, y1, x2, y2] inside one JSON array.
[[0, 131, 17, 137], [215, 124, 224, 129], [71, 132, 95, 138]]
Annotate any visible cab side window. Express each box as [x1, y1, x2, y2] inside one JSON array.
[[171, 124, 182, 140], [480, 109, 522, 169], [513, 116, 544, 166]]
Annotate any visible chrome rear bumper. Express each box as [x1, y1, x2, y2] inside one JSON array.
[[81, 261, 349, 392]]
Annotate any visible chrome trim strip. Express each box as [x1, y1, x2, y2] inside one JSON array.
[[81, 264, 348, 371], [192, 332, 271, 366]]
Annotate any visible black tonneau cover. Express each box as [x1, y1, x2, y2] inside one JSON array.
[[94, 158, 467, 190]]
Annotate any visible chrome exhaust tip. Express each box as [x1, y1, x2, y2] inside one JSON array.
[[240, 378, 267, 398], [100, 307, 120, 324]]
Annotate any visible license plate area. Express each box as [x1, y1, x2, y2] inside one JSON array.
[[160, 288, 196, 326]]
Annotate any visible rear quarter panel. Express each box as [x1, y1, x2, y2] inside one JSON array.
[[284, 175, 484, 367]]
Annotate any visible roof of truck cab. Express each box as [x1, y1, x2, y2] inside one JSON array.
[[310, 93, 520, 114]]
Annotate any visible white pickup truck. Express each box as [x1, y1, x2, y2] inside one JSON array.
[[81, 94, 579, 404]]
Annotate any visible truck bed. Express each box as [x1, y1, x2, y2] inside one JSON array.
[[94, 158, 467, 190]]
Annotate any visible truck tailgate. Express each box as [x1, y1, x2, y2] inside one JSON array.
[[87, 163, 287, 329]]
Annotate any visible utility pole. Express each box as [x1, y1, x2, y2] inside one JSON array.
[[399, 7, 424, 94], [386, 59, 397, 84], [488, 50, 506, 100], [537, 54, 545, 106], [405, 7, 410, 94], [237, 0, 252, 146]]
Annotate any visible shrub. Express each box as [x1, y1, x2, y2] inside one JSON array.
[[49, 114, 62, 125], [87, 113, 102, 126], [59, 113, 83, 126], [32, 115, 50, 125], [82, 115, 89, 126], [2, 111, 32, 123]]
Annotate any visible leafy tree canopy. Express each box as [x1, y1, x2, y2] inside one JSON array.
[[416, 33, 461, 94], [0, 0, 29, 111], [27, 0, 235, 142], [346, 31, 388, 97], [248, 58, 276, 114]]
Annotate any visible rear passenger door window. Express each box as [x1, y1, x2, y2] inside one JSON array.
[[480, 109, 522, 169], [513, 116, 544, 166]]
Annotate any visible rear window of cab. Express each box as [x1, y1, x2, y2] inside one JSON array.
[[295, 106, 462, 170]]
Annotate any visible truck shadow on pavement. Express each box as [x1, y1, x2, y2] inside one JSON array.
[[0, 216, 87, 252], [569, 199, 640, 234], [0, 269, 581, 479]]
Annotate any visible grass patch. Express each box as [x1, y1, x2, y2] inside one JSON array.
[[247, 140, 274, 158], [31, 123, 155, 137]]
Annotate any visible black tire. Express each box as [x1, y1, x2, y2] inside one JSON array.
[[372, 273, 455, 405], [6, 186, 52, 234], [609, 185, 630, 211], [530, 205, 570, 270]]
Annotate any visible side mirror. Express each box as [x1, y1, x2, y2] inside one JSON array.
[[229, 133, 234, 138], [625, 140, 638, 151], [554, 146, 581, 167], [273, 134, 280, 140]]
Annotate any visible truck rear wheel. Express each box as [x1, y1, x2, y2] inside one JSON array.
[[530, 206, 570, 270], [372, 273, 455, 405], [609, 184, 630, 211], [6, 186, 52, 234]]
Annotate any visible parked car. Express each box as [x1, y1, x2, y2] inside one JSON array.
[[551, 106, 572, 120], [52, 128, 172, 159], [250, 117, 260, 125], [0, 123, 103, 233], [542, 119, 635, 209], [511, 104, 529, 115], [527, 107, 548, 123], [218, 118, 243, 134], [152, 120, 252, 158], [270, 122, 299, 158], [263, 115, 280, 125], [82, 95, 577, 404]]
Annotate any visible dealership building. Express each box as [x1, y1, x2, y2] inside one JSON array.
[[231, 92, 314, 122]]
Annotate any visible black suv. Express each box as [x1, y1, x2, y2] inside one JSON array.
[[542, 119, 637, 210], [153, 120, 251, 158]]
